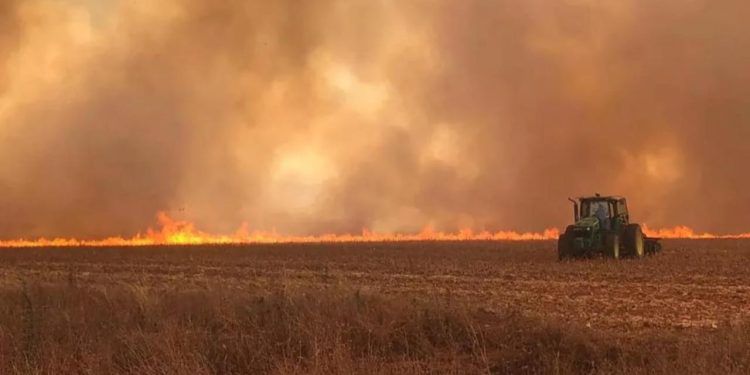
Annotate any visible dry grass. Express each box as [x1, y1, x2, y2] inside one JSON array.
[[0, 240, 749, 373]]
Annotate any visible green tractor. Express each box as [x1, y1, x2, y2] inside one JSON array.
[[558, 194, 661, 260]]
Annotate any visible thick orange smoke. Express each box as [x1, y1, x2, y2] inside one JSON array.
[[1, 1, 750, 239]]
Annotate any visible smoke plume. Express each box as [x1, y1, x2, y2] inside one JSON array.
[[1, 0, 749, 238]]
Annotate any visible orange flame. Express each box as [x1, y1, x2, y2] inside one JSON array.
[[642, 224, 750, 239], [1, 213, 749, 248], [0, 212, 561, 248]]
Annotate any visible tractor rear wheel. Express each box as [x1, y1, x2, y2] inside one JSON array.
[[604, 233, 620, 259], [623, 224, 645, 258], [558, 234, 573, 260]]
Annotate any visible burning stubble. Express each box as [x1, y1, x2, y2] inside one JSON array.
[[0, 0, 749, 240]]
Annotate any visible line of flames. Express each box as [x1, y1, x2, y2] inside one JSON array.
[[641, 225, 750, 240], [0, 212, 748, 248]]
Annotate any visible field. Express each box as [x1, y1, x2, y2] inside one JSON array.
[[1, 240, 749, 374]]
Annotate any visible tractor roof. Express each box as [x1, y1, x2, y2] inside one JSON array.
[[578, 195, 625, 201]]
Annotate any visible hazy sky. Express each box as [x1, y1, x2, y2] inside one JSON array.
[[0, 0, 749, 238]]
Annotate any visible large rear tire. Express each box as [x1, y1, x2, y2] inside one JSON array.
[[558, 233, 573, 260], [558, 226, 577, 261], [623, 224, 645, 258], [604, 233, 620, 259]]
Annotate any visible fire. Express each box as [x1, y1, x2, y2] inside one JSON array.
[[1, 213, 749, 248], [642, 225, 750, 239], [0, 212, 561, 248]]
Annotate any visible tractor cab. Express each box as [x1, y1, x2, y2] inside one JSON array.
[[578, 195, 629, 231], [569, 194, 629, 232]]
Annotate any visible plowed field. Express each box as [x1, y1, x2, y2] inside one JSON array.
[[2, 239, 748, 335]]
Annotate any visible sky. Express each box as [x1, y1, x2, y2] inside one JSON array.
[[0, 0, 749, 238]]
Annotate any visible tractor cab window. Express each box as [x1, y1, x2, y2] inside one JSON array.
[[617, 200, 627, 216], [583, 200, 611, 219], [583, 200, 612, 230]]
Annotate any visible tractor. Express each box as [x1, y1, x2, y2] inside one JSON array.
[[558, 194, 661, 260]]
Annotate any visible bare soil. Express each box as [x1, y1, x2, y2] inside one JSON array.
[[0, 239, 748, 373]]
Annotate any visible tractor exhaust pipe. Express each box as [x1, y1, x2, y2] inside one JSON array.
[[568, 198, 580, 222]]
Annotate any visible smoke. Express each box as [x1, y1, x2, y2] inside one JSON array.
[[0, 0, 749, 238], [0, 0, 19, 90]]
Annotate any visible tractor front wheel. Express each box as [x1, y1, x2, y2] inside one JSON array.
[[604, 233, 620, 259]]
